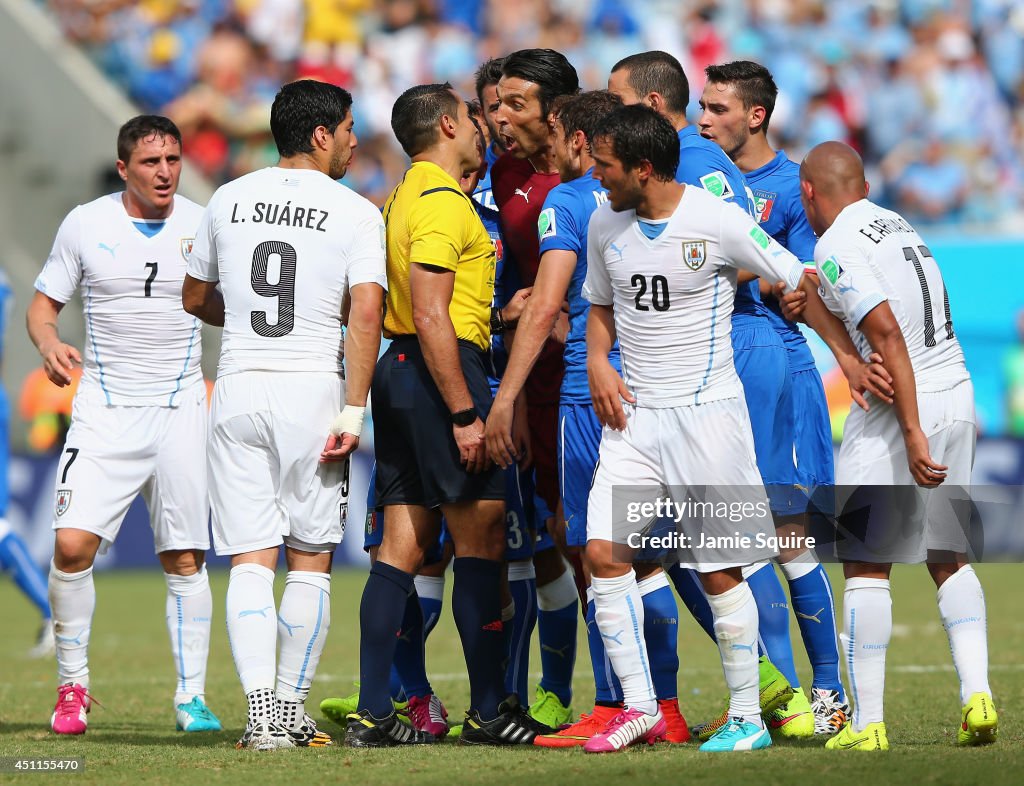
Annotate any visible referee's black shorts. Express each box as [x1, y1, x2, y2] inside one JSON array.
[[372, 336, 504, 509]]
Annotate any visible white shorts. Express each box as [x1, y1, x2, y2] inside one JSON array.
[[53, 382, 210, 554], [586, 398, 777, 572], [208, 371, 348, 556], [835, 379, 976, 563]]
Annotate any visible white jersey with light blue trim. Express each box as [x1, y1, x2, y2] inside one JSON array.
[[34, 193, 205, 407], [814, 199, 968, 392], [583, 185, 805, 408], [189, 167, 387, 378]]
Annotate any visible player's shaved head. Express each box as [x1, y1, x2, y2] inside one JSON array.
[[800, 141, 867, 202]]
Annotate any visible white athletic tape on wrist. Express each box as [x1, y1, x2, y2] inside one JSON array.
[[329, 405, 366, 437]]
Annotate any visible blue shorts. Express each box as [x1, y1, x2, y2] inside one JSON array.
[[733, 322, 799, 514], [792, 367, 835, 515], [363, 463, 447, 565], [558, 402, 602, 547], [504, 467, 535, 561]]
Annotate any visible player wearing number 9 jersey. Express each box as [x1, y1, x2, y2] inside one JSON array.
[[27, 115, 221, 737], [183, 80, 386, 751]]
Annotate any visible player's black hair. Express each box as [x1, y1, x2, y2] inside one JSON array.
[[474, 57, 505, 104], [391, 83, 461, 157], [590, 104, 679, 181], [500, 49, 580, 117], [611, 51, 690, 114], [554, 90, 623, 144], [270, 80, 353, 158], [116, 115, 182, 163], [704, 60, 779, 133]]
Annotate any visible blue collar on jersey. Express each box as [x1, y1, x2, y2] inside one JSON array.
[[132, 220, 166, 239], [746, 150, 789, 180]]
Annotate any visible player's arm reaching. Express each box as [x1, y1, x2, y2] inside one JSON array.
[[856, 301, 945, 487], [27, 292, 80, 387], [486, 249, 575, 467], [322, 281, 384, 462], [411, 262, 488, 473], [582, 221, 633, 431], [182, 193, 226, 326]]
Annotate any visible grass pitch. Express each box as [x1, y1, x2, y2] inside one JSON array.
[[1, 564, 1022, 784]]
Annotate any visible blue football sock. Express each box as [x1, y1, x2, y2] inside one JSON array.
[[638, 573, 679, 700], [392, 589, 429, 699], [667, 564, 716, 642], [452, 557, 506, 719], [746, 562, 800, 687], [0, 532, 51, 619], [783, 554, 845, 700], [358, 561, 414, 718], [414, 574, 444, 639], [586, 594, 622, 704], [505, 564, 537, 701], [537, 568, 578, 706]]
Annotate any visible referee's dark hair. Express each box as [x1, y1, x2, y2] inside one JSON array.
[[611, 51, 690, 115], [474, 57, 505, 104], [704, 60, 779, 133], [590, 104, 679, 182], [391, 83, 462, 157], [117, 115, 182, 163], [270, 79, 353, 158], [554, 90, 622, 144], [501, 49, 580, 117]]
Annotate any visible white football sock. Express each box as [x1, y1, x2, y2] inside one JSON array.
[[537, 563, 578, 612], [413, 574, 445, 632], [276, 571, 331, 728], [937, 565, 990, 703], [165, 565, 213, 707], [591, 570, 656, 715], [707, 580, 761, 727], [841, 577, 891, 731], [226, 563, 277, 696], [49, 561, 94, 688]]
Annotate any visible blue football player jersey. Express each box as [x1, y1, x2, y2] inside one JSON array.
[[676, 125, 768, 326], [472, 142, 502, 213], [474, 199, 519, 389], [0, 269, 11, 360], [746, 151, 818, 372], [537, 169, 621, 404]]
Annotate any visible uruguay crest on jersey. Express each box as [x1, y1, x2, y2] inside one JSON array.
[[683, 240, 707, 271], [180, 237, 194, 262], [55, 488, 72, 517]]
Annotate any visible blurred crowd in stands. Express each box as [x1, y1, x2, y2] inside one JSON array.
[[44, 0, 1024, 225]]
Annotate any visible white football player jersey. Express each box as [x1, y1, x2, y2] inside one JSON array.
[[35, 193, 204, 406], [583, 185, 804, 407], [189, 167, 387, 377], [814, 199, 968, 392]]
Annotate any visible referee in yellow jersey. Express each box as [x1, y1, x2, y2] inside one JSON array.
[[347, 83, 539, 748]]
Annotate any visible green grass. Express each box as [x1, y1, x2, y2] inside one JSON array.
[[1, 564, 1022, 784]]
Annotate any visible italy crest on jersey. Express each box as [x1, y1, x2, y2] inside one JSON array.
[[180, 238, 194, 262], [683, 240, 707, 271], [753, 190, 777, 223], [55, 488, 72, 517]]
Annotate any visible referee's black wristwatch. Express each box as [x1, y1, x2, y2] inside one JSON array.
[[451, 408, 477, 427], [490, 305, 506, 335]]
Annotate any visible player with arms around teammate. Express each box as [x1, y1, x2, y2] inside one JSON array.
[[349, 83, 539, 748], [791, 142, 996, 751], [182, 80, 385, 750], [27, 116, 221, 735], [698, 60, 853, 735], [583, 104, 821, 752]]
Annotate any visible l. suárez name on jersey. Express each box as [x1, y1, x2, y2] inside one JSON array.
[[230, 201, 330, 232]]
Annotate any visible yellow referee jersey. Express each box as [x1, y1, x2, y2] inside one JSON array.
[[382, 161, 496, 351]]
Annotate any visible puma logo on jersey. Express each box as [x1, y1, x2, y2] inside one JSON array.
[[98, 242, 120, 258], [610, 241, 627, 260], [514, 187, 533, 203]]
